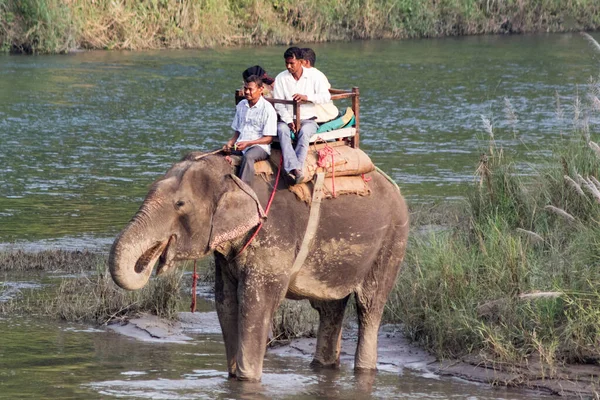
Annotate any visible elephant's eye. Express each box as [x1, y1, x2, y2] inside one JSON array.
[[175, 200, 185, 209]]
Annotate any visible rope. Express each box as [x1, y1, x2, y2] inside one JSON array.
[[375, 166, 401, 192], [190, 154, 282, 311], [236, 154, 283, 257], [317, 143, 336, 198], [190, 259, 198, 313]]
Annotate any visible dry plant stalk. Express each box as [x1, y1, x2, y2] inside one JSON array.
[[515, 228, 544, 244], [476, 153, 492, 194], [590, 95, 600, 112], [555, 90, 564, 121], [579, 175, 600, 204], [589, 141, 600, 159], [544, 205, 576, 222], [581, 32, 600, 55], [590, 175, 600, 191], [564, 175, 586, 197]]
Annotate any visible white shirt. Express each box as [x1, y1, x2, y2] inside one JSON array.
[[272, 66, 332, 124], [310, 67, 339, 123], [231, 96, 277, 155]]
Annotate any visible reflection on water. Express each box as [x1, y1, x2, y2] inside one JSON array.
[[0, 314, 552, 399], [1, 33, 598, 249]]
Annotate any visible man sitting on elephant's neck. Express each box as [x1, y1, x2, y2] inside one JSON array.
[[224, 75, 277, 186], [273, 47, 332, 185]]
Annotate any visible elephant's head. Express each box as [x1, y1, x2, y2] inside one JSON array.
[[109, 154, 265, 290]]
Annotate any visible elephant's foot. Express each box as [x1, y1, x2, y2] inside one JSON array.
[[227, 372, 237, 380], [353, 368, 377, 393], [354, 365, 378, 373], [310, 358, 340, 369], [235, 373, 261, 382]]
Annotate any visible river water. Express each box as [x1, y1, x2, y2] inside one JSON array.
[[0, 33, 597, 398]]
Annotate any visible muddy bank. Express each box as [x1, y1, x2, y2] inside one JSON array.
[[109, 312, 600, 399]]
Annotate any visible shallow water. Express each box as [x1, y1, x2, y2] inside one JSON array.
[[0, 311, 553, 400]]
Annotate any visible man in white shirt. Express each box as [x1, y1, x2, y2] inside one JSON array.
[[301, 48, 339, 123], [225, 75, 277, 186], [273, 47, 331, 185]]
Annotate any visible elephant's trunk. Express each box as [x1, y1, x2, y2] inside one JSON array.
[[109, 211, 173, 291]]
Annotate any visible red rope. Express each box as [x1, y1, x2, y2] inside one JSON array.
[[190, 259, 198, 313], [236, 154, 283, 256], [190, 156, 282, 311], [317, 144, 336, 198]]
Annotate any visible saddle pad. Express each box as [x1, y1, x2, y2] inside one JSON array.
[[227, 154, 276, 176], [288, 175, 371, 205], [269, 143, 374, 184]]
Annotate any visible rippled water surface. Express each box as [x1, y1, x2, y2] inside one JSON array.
[[0, 311, 553, 399], [1, 33, 598, 249]]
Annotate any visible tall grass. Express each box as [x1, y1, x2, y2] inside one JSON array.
[[387, 35, 600, 371], [2, 0, 600, 53]]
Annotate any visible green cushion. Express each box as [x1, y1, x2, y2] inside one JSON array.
[[316, 107, 354, 133]]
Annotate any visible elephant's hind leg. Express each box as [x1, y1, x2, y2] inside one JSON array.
[[353, 282, 388, 371], [354, 258, 403, 370], [309, 296, 350, 368]]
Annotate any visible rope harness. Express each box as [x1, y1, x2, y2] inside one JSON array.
[[316, 143, 337, 198], [190, 154, 283, 312], [190, 260, 199, 312], [235, 155, 283, 256]]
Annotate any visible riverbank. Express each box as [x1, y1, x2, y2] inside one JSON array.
[[1, 0, 600, 53]]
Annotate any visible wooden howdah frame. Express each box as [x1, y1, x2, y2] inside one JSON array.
[[235, 87, 360, 149]]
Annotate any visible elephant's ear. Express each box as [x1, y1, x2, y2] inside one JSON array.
[[209, 174, 266, 251]]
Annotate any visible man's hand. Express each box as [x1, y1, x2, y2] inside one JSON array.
[[223, 139, 235, 153], [292, 93, 308, 102], [288, 122, 297, 133], [235, 141, 251, 151]]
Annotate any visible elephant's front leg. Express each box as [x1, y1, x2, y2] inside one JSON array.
[[235, 270, 287, 381], [214, 255, 239, 379]]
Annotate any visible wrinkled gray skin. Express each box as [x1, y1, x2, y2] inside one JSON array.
[[109, 152, 409, 382]]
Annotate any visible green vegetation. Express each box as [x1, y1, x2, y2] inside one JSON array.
[[0, 252, 184, 323], [1, 0, 600, 53], [385, 34, 600, 376]]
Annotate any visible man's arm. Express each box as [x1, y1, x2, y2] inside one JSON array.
[[306, 69, 331, 105], [235, 135, 273, 151], [224, 131, 240, 151], [226, 104, 243, 151]]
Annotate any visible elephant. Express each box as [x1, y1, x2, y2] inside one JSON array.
[[108, 151, 409, 382]]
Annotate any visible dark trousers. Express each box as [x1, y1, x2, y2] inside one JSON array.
[[236, 146, 269, 186]]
